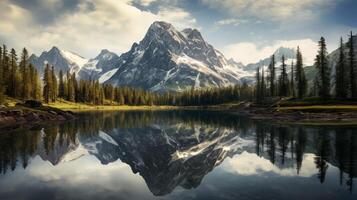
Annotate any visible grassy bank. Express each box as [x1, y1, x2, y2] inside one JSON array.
[[47, 100, 178, 111]]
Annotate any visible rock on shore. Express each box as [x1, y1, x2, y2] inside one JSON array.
[[0, 102, 75, 129]]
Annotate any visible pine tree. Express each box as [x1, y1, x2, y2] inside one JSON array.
[[255, 67, 261, 103], [43, 64, 52, 103], [58, 70, 65, 99], [67, 71, 75, 102], [279, 55, 289, 97], [348, 31, 356, 98], [260, 67, 265, 100], [9, 48, 19, 98], [51, 66, 57, 102], [2, 45, 9, 92], [0, 46, 4, 103], [295, 47, 307, 98], [336, 37, 347, 98], [19, 48, 30, 99], [316, 37, 330, 98], [290, 61, 295, 97], [29, 64, 40, 99], [71, 73, 78, 102], [268, 55, 275, 96]]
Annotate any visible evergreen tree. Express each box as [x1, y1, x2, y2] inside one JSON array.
[[43, 64, 52, 103], [9, 48, 19, 98], [0, 46, 4, 103], [295, 47, 307, 98], [255, 67, 261, 103], [348, 31, 356, 98], [67, 71, 75, 101], [260, 67, 266, 100], [316, 37, 330, 98], [336, 37, 347, 98], [29, 64, 40, 99], [19, 48, 30, 99], [279, 55, 289, 97], [268, 55, 276, 96], [58, 70, 65, 99], [51, 66, 57, 102], [290, 61, 295, 97]]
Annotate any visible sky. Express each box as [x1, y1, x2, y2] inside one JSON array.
[[0, 0, 356, 65]]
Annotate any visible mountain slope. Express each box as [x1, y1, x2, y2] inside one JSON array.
[[105, 21, 248, 92], [29, 46, 88, 75], [78, 49, 121, 81]]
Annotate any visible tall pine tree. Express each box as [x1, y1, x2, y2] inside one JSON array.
[[9, 48, 19, 98], [295, 47, 307, 98], [58, 70, 65, 99], [43, 64, 52, 103], [290, 61, 295, 97], [336, 37, 347, 98], [268, 55, 276, 96], [255, 67, 261, 103], [51, 66, 57, 102], [19, 48, 30, 99], [279, 55, 289, 97], [348, 31, 356, 98], [0, 46, 4, 103], [316, 37, 330, 98]]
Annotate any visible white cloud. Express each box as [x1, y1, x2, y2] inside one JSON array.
[[201, 0, 340, 22], [136, 0, 157, 6], [221, 152, 319, 177], [222, 38, 318, 65], [0, 0, 197, 58], [157, 7, 197, 30], [214, 18, 246, 27]]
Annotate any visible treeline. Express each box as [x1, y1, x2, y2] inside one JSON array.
[[0, 44, 169, 106], [0, 45, 41, 103], [172, 83, 254, 106], [0, 43, 256, 106], [255, 32, 356, 103]]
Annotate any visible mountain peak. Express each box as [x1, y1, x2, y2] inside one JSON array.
[[149, 21, 173, 31], [182, 28, 203, 41], [48, 46, 61, 54]]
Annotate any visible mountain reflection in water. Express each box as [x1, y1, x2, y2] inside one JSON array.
[[0, 111, 356, 200]]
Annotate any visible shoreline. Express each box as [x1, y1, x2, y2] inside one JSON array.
[[0, 104, 76, 131], [2, 102, 357, 130]]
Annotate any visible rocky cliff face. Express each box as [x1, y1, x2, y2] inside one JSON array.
[[104, 21, 248, 92]]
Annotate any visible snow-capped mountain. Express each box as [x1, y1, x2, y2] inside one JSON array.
[[78, 49, 121, 81], [29, 47, 121, 81], [29, 46, 88, 75], [104, 21, 249, 92]]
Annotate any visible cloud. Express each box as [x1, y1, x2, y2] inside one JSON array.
[[157, 6, 197, 30], [221, 152, 319, 177], [214, 18, 246, 27], [0, 0, 197, 58], [136, 0, 157, 6], [201, 0, 340, 22], [222, 38, 318, 65]]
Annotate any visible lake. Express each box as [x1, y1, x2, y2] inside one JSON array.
[[0, 110, 356, 200]]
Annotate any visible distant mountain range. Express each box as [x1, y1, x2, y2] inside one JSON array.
[[28, 21, 357, 92]]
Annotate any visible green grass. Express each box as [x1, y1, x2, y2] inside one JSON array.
[[47, 99, 178, 111]]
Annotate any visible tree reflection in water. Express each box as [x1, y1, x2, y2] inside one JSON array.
[[0, 111, 356, 195]]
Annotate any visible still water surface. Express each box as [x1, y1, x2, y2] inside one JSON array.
[[0, 111, 356, 200]]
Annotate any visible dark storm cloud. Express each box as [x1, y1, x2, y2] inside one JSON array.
[[10, 0, 82, 24]]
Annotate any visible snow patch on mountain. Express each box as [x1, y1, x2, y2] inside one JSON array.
[[99, 68, 119, 83]]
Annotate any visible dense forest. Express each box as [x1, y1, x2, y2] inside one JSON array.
[[255, 32, 356, 104], [0, 31, 355, 107], [0, 44, 253, 106]]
